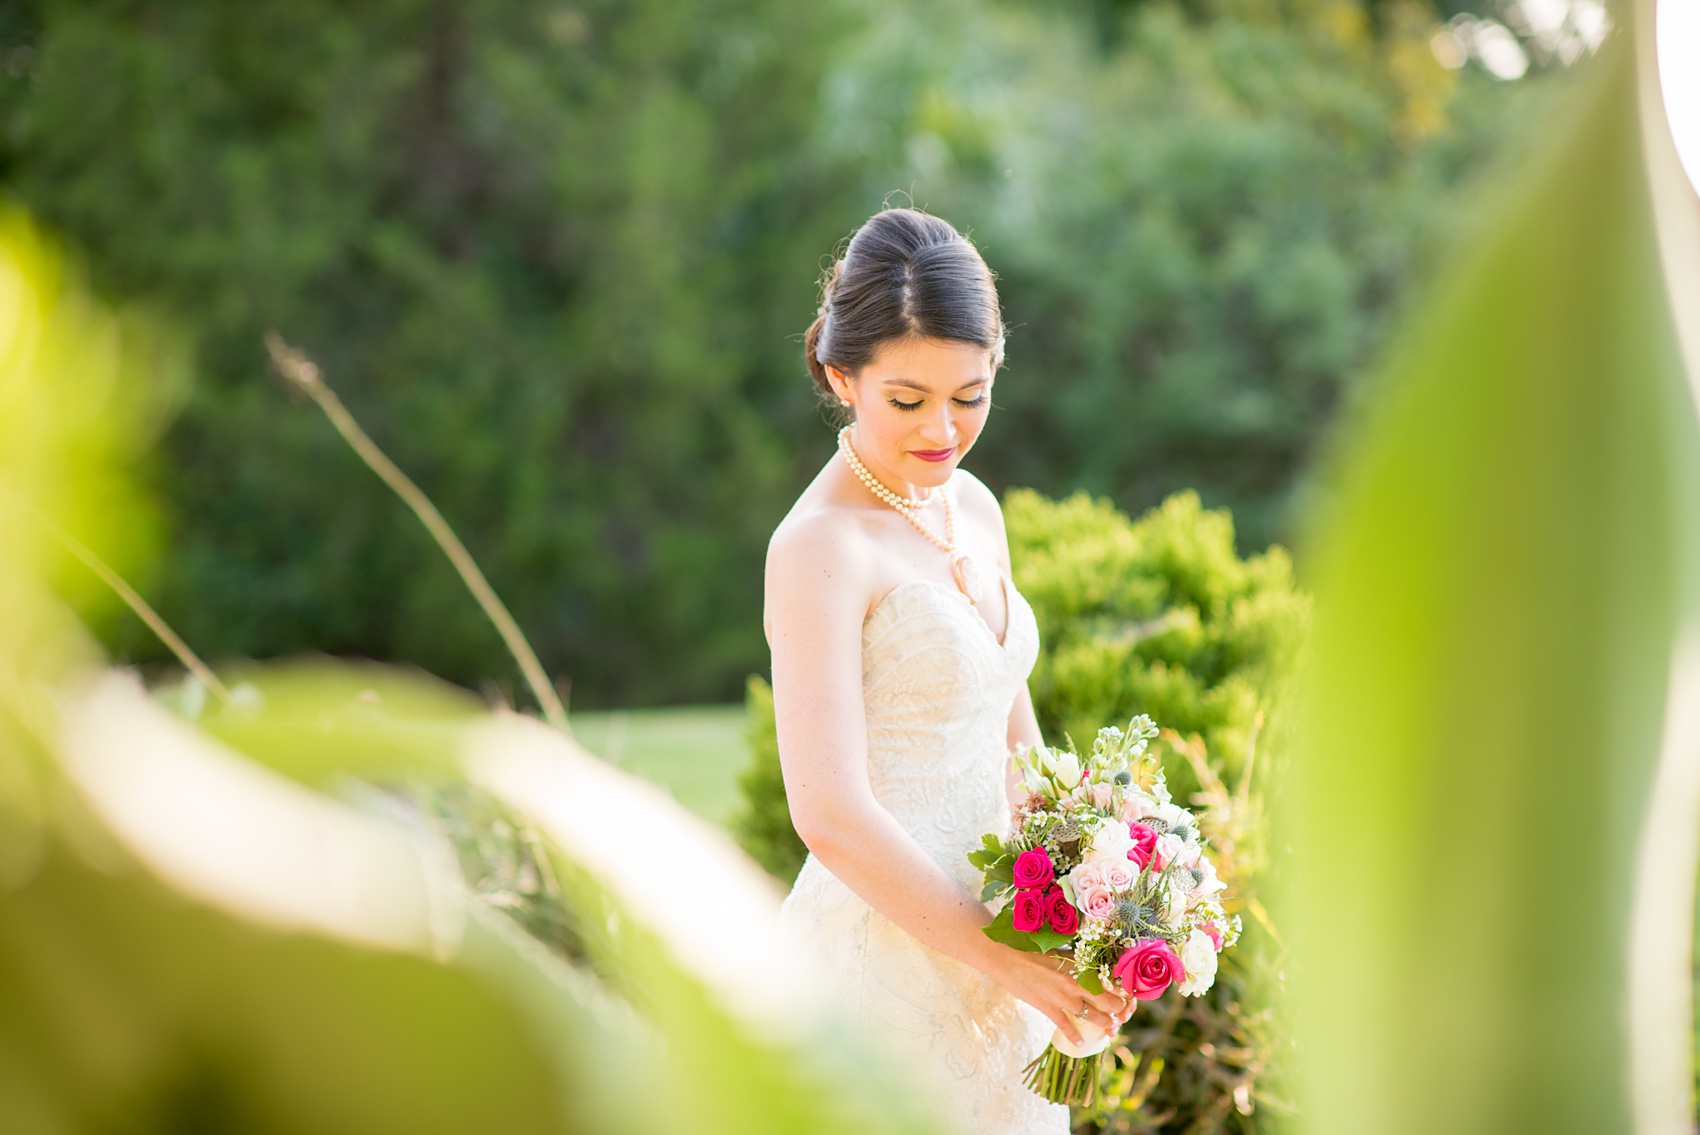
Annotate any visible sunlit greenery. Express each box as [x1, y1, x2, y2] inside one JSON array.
[[0, 0, 1542, 707]]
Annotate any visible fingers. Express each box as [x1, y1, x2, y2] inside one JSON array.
[[1088, 989, 1128, 1018], [1049, 1008, 1084, 1046]]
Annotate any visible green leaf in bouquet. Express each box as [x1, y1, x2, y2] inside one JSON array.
[[982, 903, 1044, 952], [980, 877, 1014, 904], [1029, 927, 1074, 954], [1077, 968, 1105, 996], [965, 832, 1010, 871]]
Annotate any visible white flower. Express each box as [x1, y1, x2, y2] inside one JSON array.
[[1177, 929, 1219, 996], [1046, 749, 1082, 788], [1082, 819, 1134, 867], [1156, 802, 1194, 829], [1193, 858, 1226, 900], [1165, 884, 1188, 923]]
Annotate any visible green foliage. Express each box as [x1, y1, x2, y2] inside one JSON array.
[[2, 208, 953, 1135], [0, 0, 1534, 705], [1009, 488, 1308, 807], [730, 674, 808, 883]]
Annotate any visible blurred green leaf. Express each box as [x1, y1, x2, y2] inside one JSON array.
[[1289, 33, 1700, 1135]]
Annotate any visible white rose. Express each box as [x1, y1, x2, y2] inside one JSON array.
[[1177, 929, 1219, 996], [1083, 819, 1134, 867]]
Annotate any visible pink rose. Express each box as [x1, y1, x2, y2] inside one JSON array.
[[1127, 823, 1159, 870], [1154, 833, 1185, 871], [1100, 860, 1135, 891], [1070, 862, 1104, 893], [1090, 783, 1114, 810], [1120, 794, 1157, 822], [1044, 887, 1080, 935], [1012, 889, 1046, 933], [1012, 848, 1055, 891], [1081, 886, 1117, 920], [1112, 938, 1185, 1000], [1201, 922, 1224, 950]]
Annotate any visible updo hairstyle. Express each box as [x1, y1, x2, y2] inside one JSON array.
[[803, 208, 1005, 403]]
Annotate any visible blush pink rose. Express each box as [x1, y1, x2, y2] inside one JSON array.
[[1100, 860, 1135, 891], [1112, 938, 1185, 1000], [1081, 885, 1117, 920], [1154, 833, 1185, 871], [1044, 887, 1080, 935], [1012, 848, 1055, 891], [1201, 922, 1224, 950], [1127, 823, 1159, 870], [1012, 889, 1046, 933], [1090, 783, 1114, 810], [1120, 794, 1157, 822]]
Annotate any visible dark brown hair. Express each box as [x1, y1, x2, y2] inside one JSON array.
[[803, 208, 1004, 401]]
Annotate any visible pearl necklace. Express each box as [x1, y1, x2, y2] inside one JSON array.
[[837, 425, 984, 603]]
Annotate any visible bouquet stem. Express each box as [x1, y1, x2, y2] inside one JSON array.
[[1021, 1045, 1103, 1106]]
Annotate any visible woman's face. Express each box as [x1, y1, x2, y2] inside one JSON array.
[[827, 336, 996, 495]]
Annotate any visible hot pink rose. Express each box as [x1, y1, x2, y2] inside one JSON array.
[[1012, 848, 1055, 891], [1112, 938, 1185, 1000], [1012, 889, 1046, 933], [1127, 823, 1159, 869], [1081, 885, 1117, 920], [1044, 887, 1079, 935]]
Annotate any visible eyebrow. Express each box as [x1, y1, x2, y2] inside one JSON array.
[[882, 377, 990, 393]]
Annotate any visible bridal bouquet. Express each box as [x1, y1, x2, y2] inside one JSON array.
[[968, 715, 1240, 1106]]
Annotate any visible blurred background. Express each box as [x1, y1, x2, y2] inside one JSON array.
[[5, 2, 1697, 1134], [0, 0, 1596, 709]]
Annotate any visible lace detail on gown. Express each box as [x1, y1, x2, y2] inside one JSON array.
[[776, 576, 1069, 1134]]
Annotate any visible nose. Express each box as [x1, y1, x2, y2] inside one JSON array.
[[918, 402, 958, 446]]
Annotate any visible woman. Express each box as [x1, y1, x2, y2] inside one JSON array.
[[765, 208, 1132, 1134]]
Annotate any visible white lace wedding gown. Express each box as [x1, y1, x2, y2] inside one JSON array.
[[777, 576, 1069, 1134]]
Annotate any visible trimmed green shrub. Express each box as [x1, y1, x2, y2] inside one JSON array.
[[732, 487, 1308, 1130], [731, 674, 806, 884]]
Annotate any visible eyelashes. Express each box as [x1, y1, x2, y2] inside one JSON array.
[[890, 395, 989, 412]]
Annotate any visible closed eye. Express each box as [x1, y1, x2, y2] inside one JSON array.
[[888, 394, 988, 411]]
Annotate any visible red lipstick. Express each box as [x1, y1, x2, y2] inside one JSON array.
[[911, 447, 957, 463]]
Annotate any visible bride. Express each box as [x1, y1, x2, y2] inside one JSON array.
[[765, 208, 1132, 1133]]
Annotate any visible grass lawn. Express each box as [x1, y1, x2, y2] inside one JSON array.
[[568, 704, 750, 827]]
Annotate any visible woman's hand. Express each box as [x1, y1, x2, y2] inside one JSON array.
[[983, 946, 1133, 1047]]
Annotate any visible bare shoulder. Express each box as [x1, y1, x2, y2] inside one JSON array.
[[950, 467, 1007, 535], [764, 498, 876, 645], [767, 502, 871, 592]]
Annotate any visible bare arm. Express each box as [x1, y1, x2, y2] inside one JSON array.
[[765, 514, 1127, 1042], [1005, 682, 1043, 809]]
